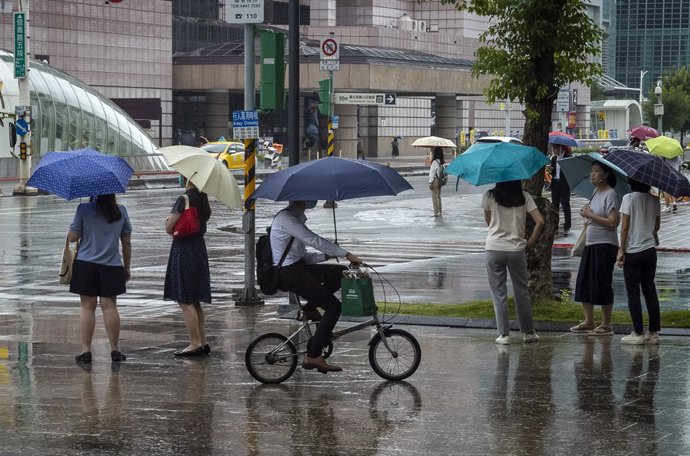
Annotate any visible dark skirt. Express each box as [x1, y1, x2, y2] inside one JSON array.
[[70, 260, 126, 297], [164, 234, 211, 304], [574, 243, 618, 305]]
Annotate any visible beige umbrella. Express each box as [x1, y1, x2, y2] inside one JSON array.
[[411, 136, 457, 148], [159, 145, 242, 209]]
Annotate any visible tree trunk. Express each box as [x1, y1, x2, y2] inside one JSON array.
[[523, 97, 558, 299]]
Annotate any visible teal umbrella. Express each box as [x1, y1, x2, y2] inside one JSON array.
[[558, 152, 630, 199], [446, 142, 549, 186]]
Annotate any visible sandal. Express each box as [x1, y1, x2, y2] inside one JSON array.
[[570, 322, 595, 333], [588, 326, 614, 336]]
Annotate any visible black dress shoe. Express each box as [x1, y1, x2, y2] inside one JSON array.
[[111, 350, 127, 362], [75, 351, 92, 363], [203, 344, 211, 354], [174, 346, 205, 357]]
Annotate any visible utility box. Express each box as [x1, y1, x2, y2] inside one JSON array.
[[259, 30, 285, 111]]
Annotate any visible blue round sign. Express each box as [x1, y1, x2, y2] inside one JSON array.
[[15, 118, 29, 136]]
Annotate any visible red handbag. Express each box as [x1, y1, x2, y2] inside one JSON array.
[[173, 194, 200, 239]]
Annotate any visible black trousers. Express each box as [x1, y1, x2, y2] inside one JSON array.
[[623, 248, 660, 333], [279, 261, 346, 358], [551, 178, 571, 231]]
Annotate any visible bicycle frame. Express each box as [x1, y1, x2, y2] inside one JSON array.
[[268, 313, 394, 361]]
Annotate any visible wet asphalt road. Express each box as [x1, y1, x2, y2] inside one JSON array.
[[1, 175, 690, 454]]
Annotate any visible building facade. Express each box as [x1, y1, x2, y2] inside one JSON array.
[[608, 0, 690, 99]]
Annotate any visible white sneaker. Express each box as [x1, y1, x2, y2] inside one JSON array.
[[495, 335, 511, 345], [621, 332, 645, 345], [523, 332, 540, 343], [645, 333, 660, 345]]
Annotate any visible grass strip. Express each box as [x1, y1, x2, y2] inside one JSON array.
[[389, 298, 690, 328]]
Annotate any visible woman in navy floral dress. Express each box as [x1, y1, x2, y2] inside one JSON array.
[[164, 181, 212, 357]]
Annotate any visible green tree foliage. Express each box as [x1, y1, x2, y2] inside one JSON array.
[[642, 67, 690, 141], [429, 0, 603, 298]]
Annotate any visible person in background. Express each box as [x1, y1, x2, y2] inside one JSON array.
[[482, 180, 544, 345], [271, 201, 363, 373], [69, 194, 132, 364], [570, 162, 620, 336], [617, 179, 661, 345], [391, 137, 400, 158], [428, 147, 444, 217], [663, 155, 682, 212], [547, 143, 572, 236], [629, 136, 642, 149], [164, 180, 212, 357]]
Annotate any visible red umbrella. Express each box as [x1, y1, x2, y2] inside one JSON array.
[[628, 125, 659, 140], [549, 131, 576, 139]]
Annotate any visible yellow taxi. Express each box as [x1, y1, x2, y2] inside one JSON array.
[[201, 141, 245, 169]]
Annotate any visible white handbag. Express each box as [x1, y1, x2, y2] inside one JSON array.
[[571, 221, 589, 257], [59, 238, 79, 285]]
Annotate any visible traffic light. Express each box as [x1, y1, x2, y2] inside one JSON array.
[[19, 142, 27, 160], [318, 79, 332, 116]]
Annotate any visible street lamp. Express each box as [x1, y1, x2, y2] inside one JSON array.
[[639, 70, 648, 105], [654, 80, 663, 134]]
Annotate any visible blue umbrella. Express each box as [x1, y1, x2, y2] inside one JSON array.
[[558, 152, 630, 200], [27, 148, 134, 200], [446, 142, 549, 186], [252, 157, 413, 201], [548, 134, 579, 147], [605, 149, 690, 198]]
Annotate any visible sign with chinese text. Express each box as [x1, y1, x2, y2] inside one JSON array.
[[226, 0, 264, 24], [14, 12, 26, 79], [232, 110, 260, 140]]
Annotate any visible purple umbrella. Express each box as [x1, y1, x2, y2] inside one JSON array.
[[605, 149, 690, 198]]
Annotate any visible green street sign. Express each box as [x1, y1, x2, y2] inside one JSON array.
[[14, 12, 26, 79]]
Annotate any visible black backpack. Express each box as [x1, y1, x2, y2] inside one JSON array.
[[437, 160, 448, 187], [256, 227, 294, 295]]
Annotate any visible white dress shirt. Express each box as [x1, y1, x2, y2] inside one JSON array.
[[270, 204, 348, 267], [429, 159, 442, 183]]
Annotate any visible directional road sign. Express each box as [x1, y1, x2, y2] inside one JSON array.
[[334, 93, 396, 106]]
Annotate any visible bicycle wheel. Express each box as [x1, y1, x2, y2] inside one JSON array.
[[245, 333, 298, 384], [368, 328, 421, 381]]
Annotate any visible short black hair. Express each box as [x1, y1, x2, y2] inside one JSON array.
[[629, 178, 651, 193]]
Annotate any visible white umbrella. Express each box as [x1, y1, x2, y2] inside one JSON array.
[[411, 136, 457, 148], [159, 145, 242, 209]]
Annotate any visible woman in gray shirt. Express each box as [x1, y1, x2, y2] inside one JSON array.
[[570, 162, 620, 336]]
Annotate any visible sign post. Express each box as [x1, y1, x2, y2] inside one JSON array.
[[320, 33, 339, 208], [231, 3, 265, 307], [13, 3, 34, 196]]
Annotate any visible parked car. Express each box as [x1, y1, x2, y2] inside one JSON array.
[[476, 136, 524, 145], [598, 139, 628, 155], [200, 141, 245, 169]]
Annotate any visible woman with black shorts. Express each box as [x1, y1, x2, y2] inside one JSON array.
[[69, 194, 132, 363], [570, 162, 620, 336], [164, 181, 212, 357]]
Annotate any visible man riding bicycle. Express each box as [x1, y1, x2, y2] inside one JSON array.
[[271, 200, 363, 373]]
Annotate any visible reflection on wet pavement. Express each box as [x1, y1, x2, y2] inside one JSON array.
[[2, 179, 690, 453]]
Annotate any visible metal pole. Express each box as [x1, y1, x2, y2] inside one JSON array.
[[236, 24, 263, 307], [288, 0, 299, 166], [14, 0, 33, 195], [505, 97, 510, 136], [323, 32, 337, 210], [639, 70, 647, 105]]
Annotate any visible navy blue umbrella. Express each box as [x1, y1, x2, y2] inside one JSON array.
[[252, 157, 413, 202], [605, 149, 690, 198], [27, 148, 134, 200]]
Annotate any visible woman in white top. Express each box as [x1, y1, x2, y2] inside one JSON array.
[[481, 180, 544, 345], [570, 162, 620, 336], [428, 147, 444, 216], [617, 178, 661, 345]]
